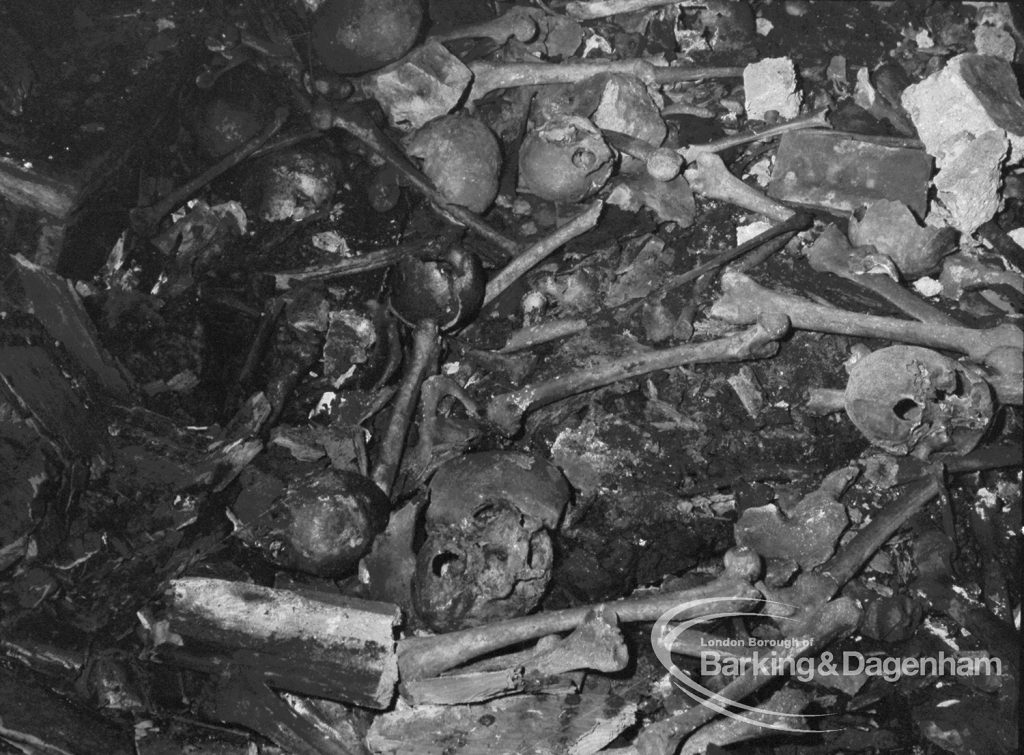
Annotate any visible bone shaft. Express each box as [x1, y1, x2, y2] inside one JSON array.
[[470, 61, 742, 99], [648, 599, 860, 754], [823, 443, 1022, 589], [514, 322, 775, 410], [703, 181, 793, 222], [854, 274, 964, 328], [397, 577, 760, 680], [653, 66, 745, 83], [484, 201, 602, 306], [371, 320, 439, 496], [566, 0, 703, 20], [325, 109, 516, 261], [686, 108, 829, 154], [713, 273, 1019, 360]]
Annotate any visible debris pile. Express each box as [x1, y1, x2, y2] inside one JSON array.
[[0, 1, 1021, 753]]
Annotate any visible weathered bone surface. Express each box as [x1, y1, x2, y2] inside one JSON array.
[[468, 59, 743, 102], [843, 345, 994, 458], [486, 315, 789, 435], [710, 271, 1023, 403], [429, 8, 539, 44], [805, 224, 964, 327], [683, 151, 795, 222]]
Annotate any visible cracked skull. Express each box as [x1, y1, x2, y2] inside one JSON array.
[[843, 345, 994, 459], [412, 451, 570, 632]]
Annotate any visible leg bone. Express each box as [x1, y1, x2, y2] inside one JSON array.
[[684, 152, 795, 222], [710, 271, 1023, 400], [486, 315, 790, 436]]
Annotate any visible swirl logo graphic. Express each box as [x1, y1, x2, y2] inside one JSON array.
[[650, 597, 839, 733]]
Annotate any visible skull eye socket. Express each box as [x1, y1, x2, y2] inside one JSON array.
[[892, 398, 922, 422], [431, 550, 462, 578]]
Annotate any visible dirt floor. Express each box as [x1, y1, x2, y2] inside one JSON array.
[[0, 0, 1021, 753]]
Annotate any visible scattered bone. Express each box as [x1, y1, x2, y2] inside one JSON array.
[[499, 318, 589, 353], [397, 548, 762, 679], [486, 316, 789, 436], [565, 0, 703, 21], [684, 151, 795, 222], [743, 57, 802, 120], [679, 687, 811, 755], [367, 688, 636, 754], [939, 252, 1024, 301], [468, 59, 744, 103], [602, 129, 683, 181], [734, 466, 856, 569], [130, 107, 288, 236], [687, 107, 831, 156], [371, 320, 439, 496], [805, 223, 964, 327], [311, 101, 516, 262], [641, 597, 862, 755], [710, 271, 1023, 402], [484, 201, 603, 307], [727, 365, 764, 419], [428, 8, 539, 45]]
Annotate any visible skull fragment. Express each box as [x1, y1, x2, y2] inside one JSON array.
[[843, 345, 994, 458], [413, 451, 570, 631]]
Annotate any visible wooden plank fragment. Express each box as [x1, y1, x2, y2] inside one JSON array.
[[161, 578, 401, 709]]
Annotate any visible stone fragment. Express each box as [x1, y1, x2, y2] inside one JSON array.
[[974, 22, 1016, 61], [362, 40, 472, 130], [769, 131, 932, 217], [930, 130, 1009, 234], [592, 75, 667, 151], [848, 200, 957, 278], [901, 54, 1024, 165], [743, 57, 801, 120]]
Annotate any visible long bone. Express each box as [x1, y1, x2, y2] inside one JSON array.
[[468, 59, 743, 103], [429, 8, 539, 45], [604, 108, 830, 182], [486, 315, 789, 436], [640, 442, 1020, 754], [565, 0, 704, 20], [397, 547, 763, 680], [684, 151, 795, 222], [311, 101, 516, 263], [710, 271, 1023, 394], [805, 224, 964, 328]]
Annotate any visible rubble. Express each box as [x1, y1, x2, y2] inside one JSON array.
[[742, 56, 802, 120], [901, 54, 1024, 164]]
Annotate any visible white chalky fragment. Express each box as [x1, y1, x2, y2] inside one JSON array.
[[743, 57, 801, 120], [901, 54, 1024, 165], [929, 130, 1009, 234]]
